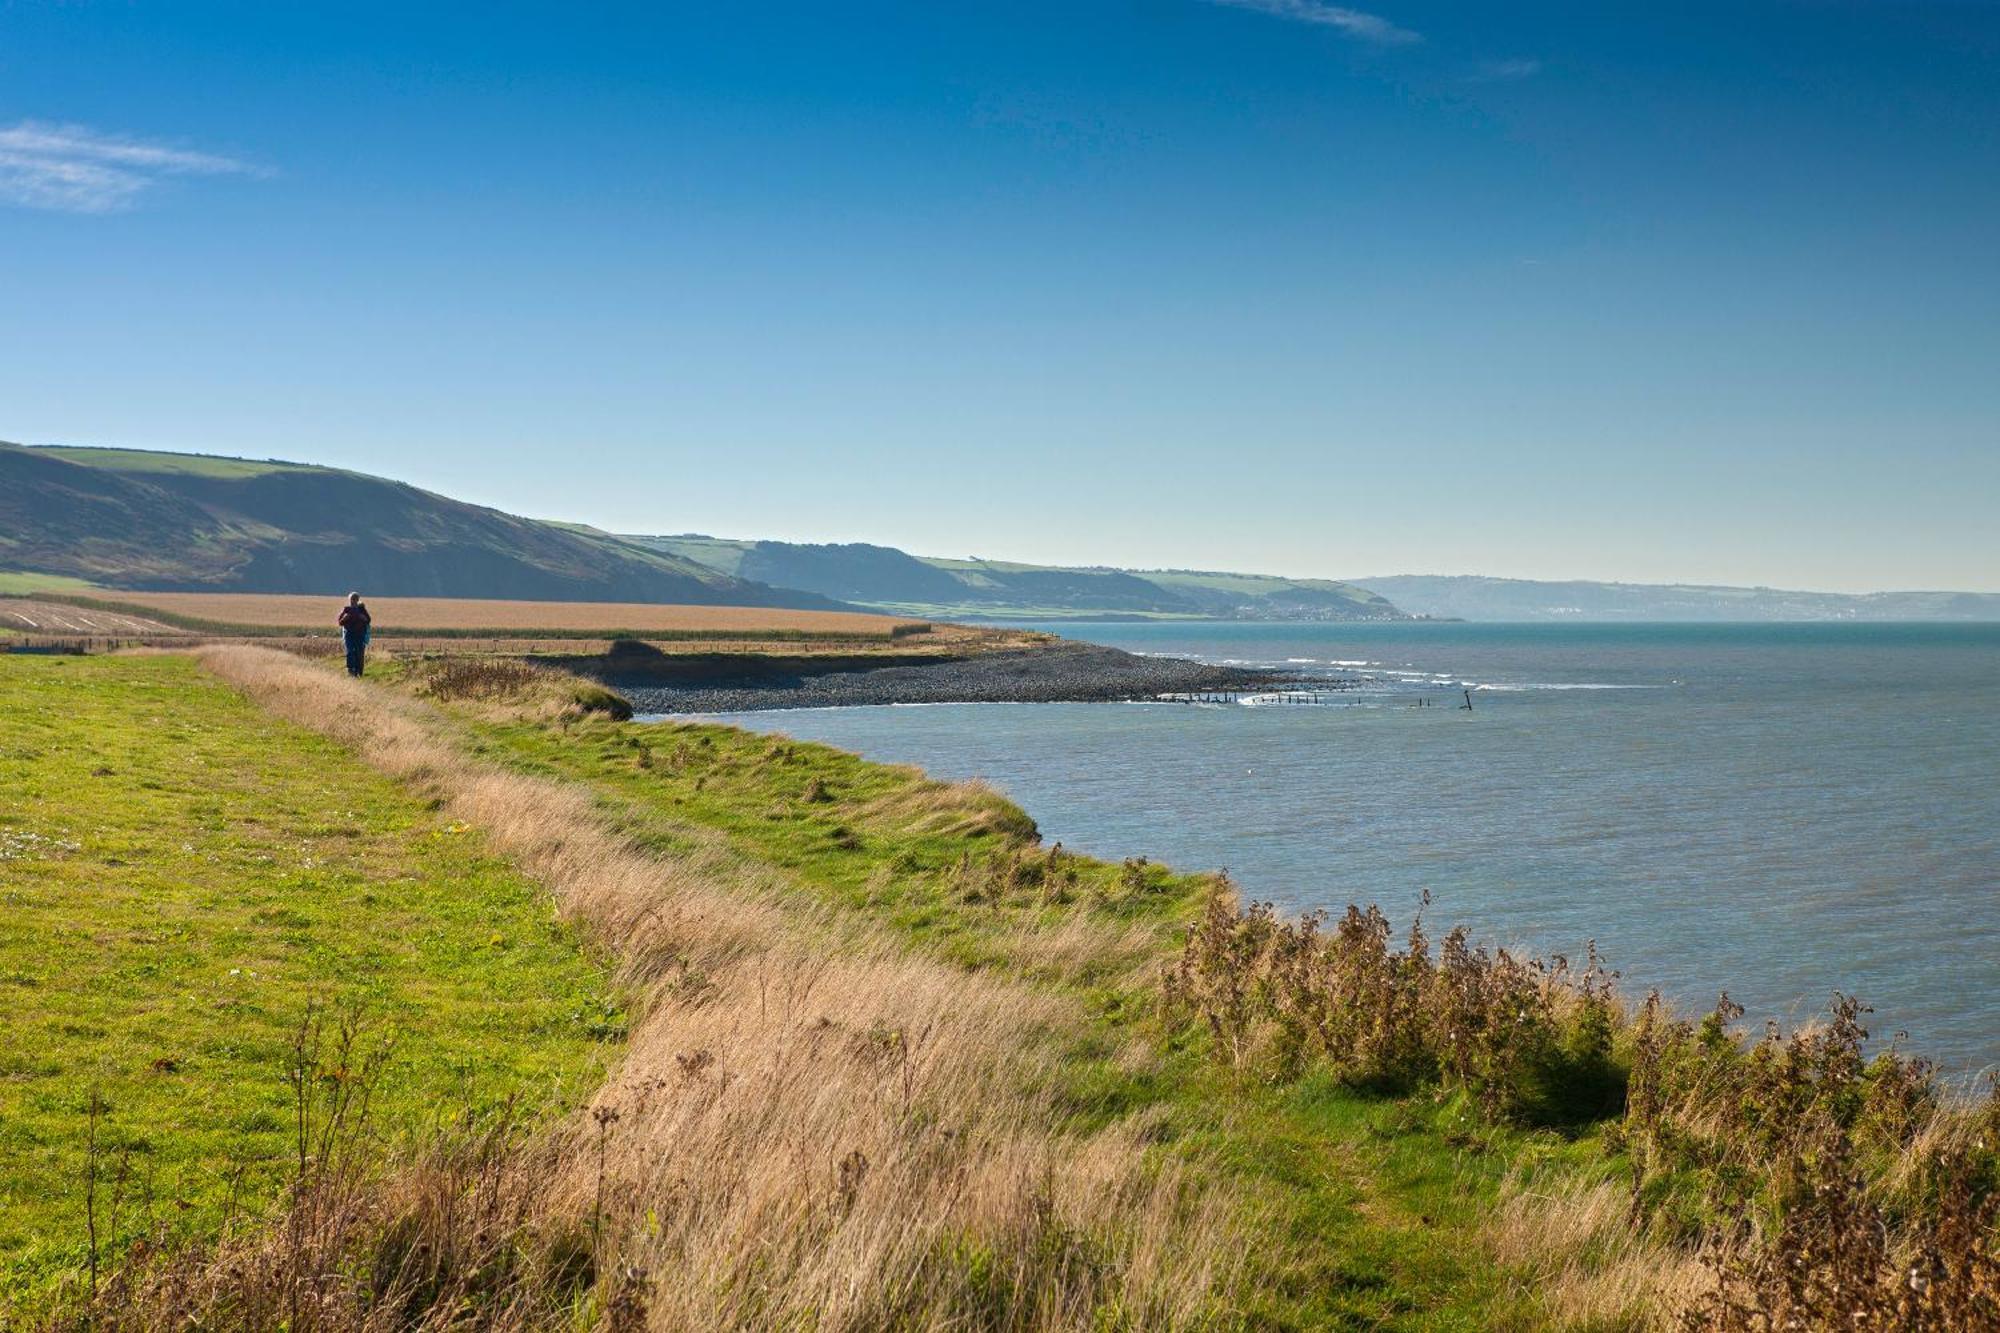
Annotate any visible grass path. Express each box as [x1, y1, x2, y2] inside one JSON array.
[[0, 655, 621, 1309], [167, 646, 1252, 1328]]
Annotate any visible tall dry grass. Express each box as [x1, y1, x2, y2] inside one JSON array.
[[50, 646, 1237, 1330], [401, 654, 635, 720], [1485, 1173, 1715, 1329]]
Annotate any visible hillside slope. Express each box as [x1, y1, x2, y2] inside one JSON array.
[[0, 445, 841, 608], [634, 535, 1406, 621], [1355, 573, 2000, 622]]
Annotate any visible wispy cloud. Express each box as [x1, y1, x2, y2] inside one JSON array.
[[0, 121, 260, 213], [1208, 0, 1421, 46], [1473, 58, 1544, 81]]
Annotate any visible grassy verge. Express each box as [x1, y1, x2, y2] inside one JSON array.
[[434, 703, 1597, 1327], [108, 647, 1252, 1329], [0, 655, 621, 1313]]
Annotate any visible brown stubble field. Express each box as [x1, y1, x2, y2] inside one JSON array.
[[0, 600, 188, 636], [72, 592, 925, 637]]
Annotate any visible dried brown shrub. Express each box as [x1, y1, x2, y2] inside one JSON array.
[[1167, 892, 2000, 1330], [1630, 994, 2000, 1330], [1164, 889, 1619, 1122]]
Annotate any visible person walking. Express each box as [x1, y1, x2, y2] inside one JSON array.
[[337, 592, 372, 677]]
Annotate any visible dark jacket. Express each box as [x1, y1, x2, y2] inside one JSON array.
[[337, 603, 372, 642]]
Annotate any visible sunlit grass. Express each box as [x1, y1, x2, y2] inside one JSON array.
[[0, 572, 98, 595], [0, 655, 620, 1309]]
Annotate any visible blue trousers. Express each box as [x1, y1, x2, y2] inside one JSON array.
[[343, 636, 367, 676]]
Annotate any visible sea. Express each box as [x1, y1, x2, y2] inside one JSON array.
[[662, 622, 2000, 1072]]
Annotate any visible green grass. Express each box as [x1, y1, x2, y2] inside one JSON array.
[[0, 572, 100, 595], [920, 556, 1057, 573], [453, 710, 1585, 1328], [1144, 570, 1396, 604], [29, 447, 312, 479], [0, 655, 622, 1309], [624, 534, 755, 576], [3, 654, 1619, 1325]]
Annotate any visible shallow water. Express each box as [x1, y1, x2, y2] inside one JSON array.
[[659, 622, 2000, 1071]]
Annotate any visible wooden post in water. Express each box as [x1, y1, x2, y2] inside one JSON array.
[[1461, 689, 1474, 711]]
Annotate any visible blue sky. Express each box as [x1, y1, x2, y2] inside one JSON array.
[[2, 1, 1996, 591]]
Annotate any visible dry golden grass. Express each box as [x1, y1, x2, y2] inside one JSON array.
[[1485, 1173, 1714, 1330], [853, 771, 1042, 842], [60, 645, 1238, 1330], [76, 592, 926, 637]]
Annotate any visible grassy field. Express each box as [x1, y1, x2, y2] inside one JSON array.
[[13, 649, 1994, 1329], [0, 573, 100, 596], [31, 447, 311, 479], [53, 592, 926, 638], [0, 655, 621, 1311]]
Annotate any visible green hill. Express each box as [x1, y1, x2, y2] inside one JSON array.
[[631, 535, 1407, 621], [0, 444, 841, 608]]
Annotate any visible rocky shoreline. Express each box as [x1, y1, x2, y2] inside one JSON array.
[[606, 642, 1301, 713]]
